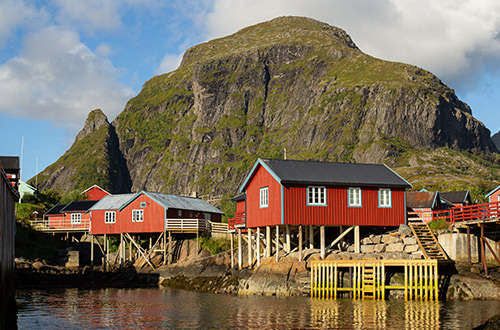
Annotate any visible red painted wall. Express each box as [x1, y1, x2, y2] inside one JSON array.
[[246, 165, 282, 228], [488, 190, 500, 203], [47, 212, 90, 230], [283, 185, 406, 226], [85, 187, 110, 201], [236, 200, 245, 213]]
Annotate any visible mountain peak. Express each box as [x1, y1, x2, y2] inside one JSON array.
[[75, 109, 109, 142]]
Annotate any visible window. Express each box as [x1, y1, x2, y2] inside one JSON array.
[[379, 189, 392, 208], [140, 202, 147, 208], [260, 187, 269, 208], [204, 213, 211, 220], [308, 186, 326, 206], [70, 213, 81, 224], [177, 210, 182, 217], [105, 211, 116, 223], [348, 188, 362, 207], [132, 209, 143, 222]]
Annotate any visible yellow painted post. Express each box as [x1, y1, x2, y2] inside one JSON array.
[[404, 262, 408, 301], [382, 263, 386, 300], [434, 262, 439, 301], [353, 263, 357, 300], [311, 263, 315, 298], [329, 264, 333, 299], [419, 263, 423, 301], [334, 264, 338, 299], [409, 263, 413, 301], [424, 264, 428, 301]]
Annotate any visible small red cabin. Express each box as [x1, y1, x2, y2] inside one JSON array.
[[81, 185, 111, 201], [486, 186, 500, 204], [45, 200, 97, 230], [237, 159, 412, 228], [89, 191, 224, 235]]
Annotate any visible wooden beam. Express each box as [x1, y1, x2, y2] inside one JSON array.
[[299, 225, 303, 262], [354, 226, 360, 254], [248, 228, 253, 268], [168, 231, 172, 264], [320, 225, 325, 259], [276, 225, 279, 262], [467, 226, 472, 266], [238, 229, 242, 270], [266, 226, 271, 257], [326, 226, 354, 250], [125, 233, 156, 270], [230, 233, 234, 269], [285, 225, 291, 253], [309, 225, 314, 249], [90, 234, 94, 267], [257, 227, 261, 267]]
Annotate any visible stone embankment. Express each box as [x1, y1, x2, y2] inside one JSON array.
[[155, 225, 500, 300]]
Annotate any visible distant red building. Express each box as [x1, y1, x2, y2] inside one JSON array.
[[44, 200, 98, 230], [236, 159, 412, 228], [89, 191, 224, 235], [81, 185, 110, 201]]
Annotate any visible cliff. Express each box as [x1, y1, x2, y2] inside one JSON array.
[[34, 16, 500, 199]]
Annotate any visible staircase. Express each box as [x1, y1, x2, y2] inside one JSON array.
[[362, 263, 376, 299], [409, 223, 449, 260]]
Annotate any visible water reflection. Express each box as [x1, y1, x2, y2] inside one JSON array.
[[17, 288, 500, 330]]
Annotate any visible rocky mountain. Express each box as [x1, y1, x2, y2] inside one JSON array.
[[34, 16, 500, 201], [492, 131, 500, 151]]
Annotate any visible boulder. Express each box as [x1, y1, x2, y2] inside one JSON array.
[[361, 237, 373, 245], [382, 235, 400, 244], [398, 224, 412, 236], [374, 244, 386, 253], [361, 245, 376, 253], [386, 243, 405, 252], [371, 236, 382, 244], [404, 244, 420, 253], [403, 237, 417, 245]]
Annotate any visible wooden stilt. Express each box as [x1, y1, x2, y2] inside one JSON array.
[[248, 229, 253, 268], [120, 233, 124, 269], [309, 225, 314, 249], [238, 229, 242, 270], [299, 225, 303, 262], [285, 225, 291, 253], [162, 231, 166, 265], [467, 226, 472, 266], [230, 233, 234, 269], [90, 234, 94, 267], [354, 226, 360, 254], [104, 234, 107, 272], [168, 231, 172, 264], [276, 225, 279, 262], [129, 237, 132, 262], [320, 225, 325, 259], [266, 226, 271, 257], [257, 227, 261, 267], [481, 224, 488, 276]]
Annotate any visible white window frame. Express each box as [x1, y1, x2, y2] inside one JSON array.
[[70, 213, 82, 224], [378, 188, 392, 208], [132, 209, 143, 222], [307, 186, 327, 206], [260, 187, 269, 208], [204, 213, 212, 220], [140, 202, 147, 208], [105, 211, 116, 223], [348, 188, 362, 207]]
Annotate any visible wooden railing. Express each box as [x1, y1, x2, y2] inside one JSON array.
[[30, 219, 90, 231], [408, 201, 500, 225], [208, 220, 228, 234], [228, 211, 246, 231], [165, 218, 209, 231]]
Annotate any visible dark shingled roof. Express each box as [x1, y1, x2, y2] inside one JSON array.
[[61, 200, 98, 212], [440, 191, 470, 205], [260, 159, 411, 188], [44, 204, 66, 216], [231, 193, 246, 202]]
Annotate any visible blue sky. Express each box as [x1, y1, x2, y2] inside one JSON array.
[[2, 0, 500, 183]]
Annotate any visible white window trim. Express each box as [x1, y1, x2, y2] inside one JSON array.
[[132, 209, 144, 222], [348, 188, 362, 207], [378, 188, 392, 208], [307, 186, 327, 206], [260, 187, 269, 208], [105, 211, 116, 223], [70, 213, 82, 224]]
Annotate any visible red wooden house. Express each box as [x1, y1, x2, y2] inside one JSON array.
[[238, 159, 412, 229], [440, 190, 472, 207], [406, 191, 444, 222], [89, 191, 224, 235], [81, 185, 111, 201], [45, 200, 98, 230], [486, 185, 500, 204]]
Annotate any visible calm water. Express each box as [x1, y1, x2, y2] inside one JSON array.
[[16, 287, 500, 329]]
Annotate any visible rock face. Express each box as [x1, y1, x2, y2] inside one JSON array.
[[36, 109, 132, 193], [492, 131, 500, 151], [34, 17, 498, 195]]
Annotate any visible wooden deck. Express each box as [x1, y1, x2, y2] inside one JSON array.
[[311, 259, 449, 301]]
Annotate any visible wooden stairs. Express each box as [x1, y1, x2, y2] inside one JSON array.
[[409, 223, 449, 260], [362, 263, 376, 299]]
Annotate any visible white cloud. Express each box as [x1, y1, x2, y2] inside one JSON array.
[[156, 53, 184, 74], [0, 0, 48, 47], [0, 26, 134, 131], [202, 0, 500, 95]]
